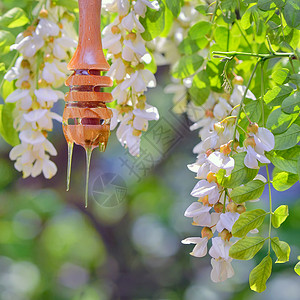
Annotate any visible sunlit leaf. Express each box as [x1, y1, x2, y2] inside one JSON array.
[[272, 168, 298, 191], [271, 237, 290, 263], [271, 205, 289, 228]]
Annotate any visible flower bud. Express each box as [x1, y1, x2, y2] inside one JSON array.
[[233, 141, 239, 150], [237, 205, 246, 214], [125, 32, 136, 40], [220, 142, 231, 155], [136, 101, 145, 110], [126, 66, 134, 74], [207, 172, 217, 183], [199, 195, 209, 206], [214, 122, 224, 133], [21, 59, 30, 69], [232, 76, 244, 85], [62, 11, 76, 22], [111, 25, 121, 34], [227, 201, 237, 213], [136, 63, 145, 70], [38, 79, 48, 88], [21, 81, 31, 89], [205, 110, 214, 118], [220, 229, 232, 241], [132, 129, 142, 136], [201, 227, 213, 239], [39, 9, 48, 19], [214, 202, 223, 213], [244, 136, 256, 148], [205, 149, 213, 157], [247, 122, 259, 134]]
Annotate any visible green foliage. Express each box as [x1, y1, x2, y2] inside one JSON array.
[[249, 255, 272, 293], [140, 0, 166, 41], [271, 237, 290, 263], [264, 85, 293, 107], [274, 124, 300, 150], [229, 236, 266, 260], [272, 167, 299, 191], [165, 0, 181, 17], [282, 91, 300, 114], [0, 7, 29, 28], [232, 209, 267, 237], [189, 70, 210, 105], [283, 0, 300, 28], [217, 153, 258, 188], [295, 261, 300, 276], [271, 68, 290, 85], [172, 54, 204, 79], [0, 103, 19, 146], [0, 30, 15, 56], [230, 180, 265, 204], [272, 205, 289, 228]]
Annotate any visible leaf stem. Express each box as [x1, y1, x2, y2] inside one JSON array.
[[231, 59, 260, 150], [266, 165, 272, 254], [260, 60, 265, 126], [235, 21, 253, 53], [212, 51, 294, 60]]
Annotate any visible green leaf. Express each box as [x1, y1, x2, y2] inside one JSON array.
[[172, 54, 204, 79], [282, 92, 300, 114], [230, 180, 265, 204], [165, 0, 181, 17], [266, 108, 298, 134], [178, 36, 208, 55], [189, 70, 210, 106], [294, 261, 300, 276], [271, 68, 290, 85], [239, 100, 262, 130], [271, 237, 290, 263], [266, 146, 300, 174], [283, 0, 300, 28], [271, 205, 289, 228], [140, 0, 165, 41], [264, 85, 293, 107], [0, 8, 29, 28], [53, 0, 78, 12], [216, 152, 258, 188], [0, 30, 15, 56], [297, 156, 300, 180], [0, 103, 19, 146], [249, 255, 272, 293], [274, 123, 300, 150], [273, 0, 285, 9], [232, 209, 267, 238], [188, 21, 211, 40], [229, 236, 266, 260], [290, 74, 300, 85], [257, 0, 275, 11], [272, 168, 298, 191]]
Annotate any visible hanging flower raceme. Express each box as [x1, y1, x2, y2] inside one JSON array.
[[4, 4, 77, 178], [102, 0, 159, 156], [182, 82, 274, 282]]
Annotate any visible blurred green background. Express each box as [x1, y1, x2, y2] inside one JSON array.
[[0, 65, 300, 300]]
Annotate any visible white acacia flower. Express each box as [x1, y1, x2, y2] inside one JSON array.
[[107, 58, 126, 81], [213, 97, 233, 120], [191, 180, 220, 205], [11, 33, 44, 58], [216, 212, 240, 233], [207, 151, 235, 176], [181, 237, 208, 258], [5, 89, 32, 110], [230, 85, 256, 107], [42, 60, 68, 87], [122, 38, 147, 61], [36, 18, 60, 37], [209, 237, 231, 260], [104, 0, 130, 15], [121, 11, 145, 32], [102, 31, 122, 54], [244, 127, 275, 169], [210, 258, 234, 283], [132, 104, 159, 130], [53, 36, 77, 60], [34, 88, 64, 106], [134, 0, 159, 17], [184, 202, 212, 226]]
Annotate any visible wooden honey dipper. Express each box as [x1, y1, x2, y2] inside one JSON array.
[[62, 0, 113, 207]]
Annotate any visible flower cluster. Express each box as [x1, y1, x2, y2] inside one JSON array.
[[102, 0, 160, 156], [152, 1, 199, 114], [182, 83, 275, 282], [4, 4, 76, 178]]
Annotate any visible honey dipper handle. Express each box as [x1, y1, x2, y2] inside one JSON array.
[[67, 0, 110, 71]]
